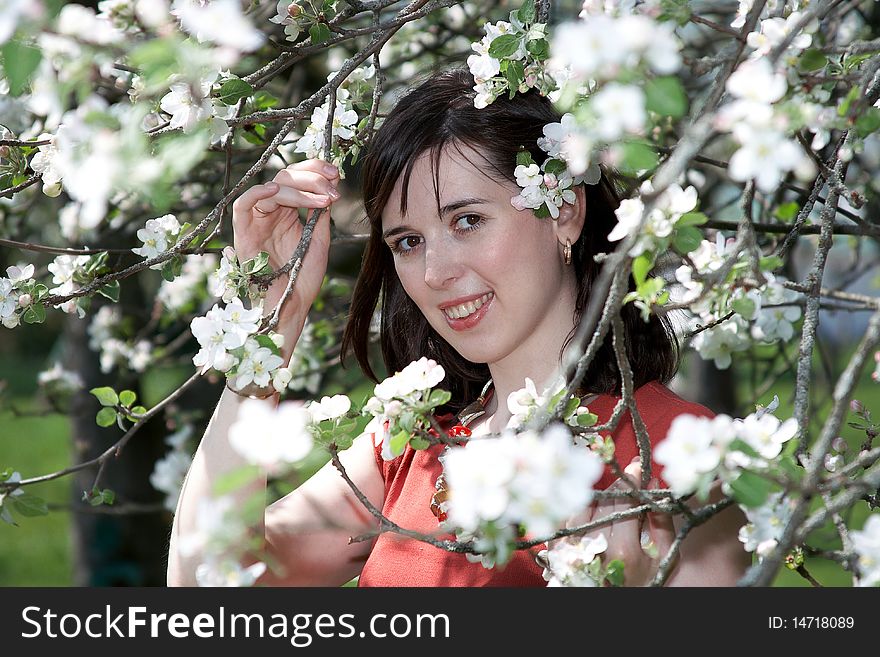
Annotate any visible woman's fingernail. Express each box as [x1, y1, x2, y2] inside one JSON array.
[[328, 187, 340, 199], [265, 182, 278, 190], [323, 164, 338, 175]]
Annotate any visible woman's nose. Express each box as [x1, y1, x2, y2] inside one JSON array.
[[423, 243, 462, 289]]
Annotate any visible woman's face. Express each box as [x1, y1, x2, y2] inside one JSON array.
[[381, 144, 582, 371]]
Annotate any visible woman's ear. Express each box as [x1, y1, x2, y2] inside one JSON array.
[[553, 184, 587, 245]]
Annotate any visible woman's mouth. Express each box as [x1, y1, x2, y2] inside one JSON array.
[[441, 292, 493, 330]]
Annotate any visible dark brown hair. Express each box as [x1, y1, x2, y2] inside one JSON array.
[[341, 68, 679, 412]]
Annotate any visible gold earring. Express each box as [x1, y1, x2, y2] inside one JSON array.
[[563, 238, 572, 266]]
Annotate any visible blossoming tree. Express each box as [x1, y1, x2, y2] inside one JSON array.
[[1, 0, 879, 586]]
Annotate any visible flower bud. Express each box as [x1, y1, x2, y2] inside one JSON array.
[[385, 400, 403, 418], [543, 173, 558, 189], [0, 145, 9, 158], [270, 333, 285, 349], [272, 367, 292, 392], [850, 399, 865, 414], [832, 436, 848, 453], [287, 2, 301, 17], [2, 313, 20, 328], [17, 293, 31, 308], [42, 181, 63, 198], [824, 453, 843, 473], [215, 352, 236, 372]]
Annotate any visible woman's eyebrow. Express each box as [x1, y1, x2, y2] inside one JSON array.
[[382, 198, 491, 240]]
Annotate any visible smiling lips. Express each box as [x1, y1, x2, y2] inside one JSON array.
[[440, 292, 494, 330]]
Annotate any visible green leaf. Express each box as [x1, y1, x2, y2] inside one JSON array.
[[856, 108, 880, 137], [838, 87, 859, 117], [488, 34, 523, 59], [96, 407, 117, 427], [390, 430, 409, 458], [119, 390, 137, 407], [516, 150, 534, 167], [503, 59, 525, 92], [128, 37, 179, 90], [619, 142, 658, 175], [773, 202, 799, 222], [217, 78, 254, 106], [673, 225, 703, 254], [677, 211, 708, 228], [309, 22, 331, 45], [1, 41, 42, 96], [644, 76, 688, 119], [517, 0, 536, 24], [728, 438, 760, 459], [525, 38, 549, 60], [632, 253, 654, 286], [22, 304, 46, 324], [409, 437, 431, 450], [427, 389, 452, 408], [728, 470, 773, 508], [543, 158, 567, 175], [577, 412, 598, 427], [10, 492, 48, 517], [90, 387, 119, 407], [97, 280, 120, 302], [160, 256, 183, 282], [0, 505, 16, 526], [604, 559, 626, 587], [759, 255, 784, 271], [252, 91, 279, 110], [731, 295, 757, 320], [799, 49, 827, 72]]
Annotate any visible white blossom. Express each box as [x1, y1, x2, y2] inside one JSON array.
[[654, 414, 737, 497], [735, 414, 798, 460], [172, 0, 264, 52], [233, 343, 283, 390], [294, 101, 358, 159], [738, 492, 796, 558], [195, 558, 266, 587], [228, 399, 314, 475], [852, 515, 880, 587], [443, 424, 604, 552], [591, 83, 645, 141], [308, 395, 352, 422], [540, 533, 608, 587]]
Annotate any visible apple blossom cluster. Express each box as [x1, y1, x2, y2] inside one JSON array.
[[177, 493, 267, 587], [132, 214, 182, 267], [28, 96, 162, 225], [673, 234, 803, 369], [158, 253, 219, 314], [189, 298, 289, 393], [171, 0, 265, 54], [149, 424, 194, 512], [653, 408, 798, 501], [363, 357, 449, 461], [440, 423, 604, 567], [37, 362, 84, 400], [466, 1, 557, 109], [505, 376, 598, 431], [228, 399, 315, 476], [737, 491, 797, 560], [47, 254, 92, 318], [851, 515, 880, 587], [0, 264, 46, 329], [608, 180, 699, 257], [549, 12, 681, 94], [88, 305, 153, 373], [716, 58, 815, 193], [539, 533, 609, 587], [510, 114, 603, 219], [293, 64, 374, 169], [158, 71, 239, 145]]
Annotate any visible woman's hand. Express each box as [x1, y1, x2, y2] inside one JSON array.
[[231, 159, 340, 327], [565, 459, 676, 586]]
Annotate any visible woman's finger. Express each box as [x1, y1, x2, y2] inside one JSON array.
[[232, 182, 280, 225], [252, 186, 335, 215], [273, 168, 341, 198]]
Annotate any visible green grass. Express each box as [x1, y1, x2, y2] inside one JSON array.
[[0, 399, 73, 585]]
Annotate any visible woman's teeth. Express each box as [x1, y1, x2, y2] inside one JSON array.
[[443, 292, 493, 320]]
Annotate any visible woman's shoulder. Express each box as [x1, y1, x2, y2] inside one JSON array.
[[585, 379, 715, 423]]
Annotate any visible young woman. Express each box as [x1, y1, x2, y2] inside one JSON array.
[[167, 69, 750, 587]]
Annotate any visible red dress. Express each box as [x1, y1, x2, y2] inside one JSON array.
[[357, 380, 714, 587]]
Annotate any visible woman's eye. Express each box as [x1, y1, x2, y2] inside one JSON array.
[[454, 214, 482, 231], [393, 236, 421, 253]]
